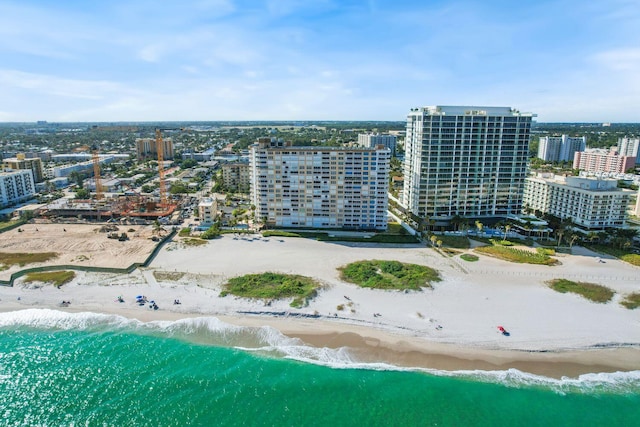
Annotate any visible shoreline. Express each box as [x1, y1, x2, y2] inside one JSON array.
[[1, 231, 640, 379], [2, 303, 638, 380]]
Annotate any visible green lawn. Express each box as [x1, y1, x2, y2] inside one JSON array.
[[338, 260, 440, 290], [460, 254, 479, 262], [220, 272, 321, 308], [547, 278, 615, 303]]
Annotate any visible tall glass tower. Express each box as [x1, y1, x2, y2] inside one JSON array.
[[402, 106, 535, 222]]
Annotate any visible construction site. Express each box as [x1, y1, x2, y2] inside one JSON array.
[[40, 130, 181, 224]]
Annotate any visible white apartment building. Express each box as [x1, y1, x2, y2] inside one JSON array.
[[523, 174, 631, 230], [250, 138, 390, 230], [618, 137, 640, 158], [402, 106, 534, 222], [537, 135, 586, 162], [198, 197, 217, 227], [573, 148, 636, 174], [0, 170, 36, 208], [357, 133, 397, 154]]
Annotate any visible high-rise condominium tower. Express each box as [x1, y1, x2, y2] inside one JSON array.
[[250, 138, 390, 230], [402, 106, 534, 222]]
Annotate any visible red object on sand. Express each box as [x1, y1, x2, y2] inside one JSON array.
[[498, 326, 505, 332]]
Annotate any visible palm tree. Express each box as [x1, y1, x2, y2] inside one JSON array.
[[503, 224, 512, 241], [430, 235, 437, 247], [569, 234, 579, 249], [556, 229, 565, 247], [437, 239, 443, 248]]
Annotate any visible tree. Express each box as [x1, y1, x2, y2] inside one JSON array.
[[503, 224, 512, 241], [75, 188, 90, 199], [569, 234, 579, 249], [430, 235, 437, 247], [475, 220, 483, 236]]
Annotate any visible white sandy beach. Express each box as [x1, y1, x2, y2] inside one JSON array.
[[1, 230, 639, 377]]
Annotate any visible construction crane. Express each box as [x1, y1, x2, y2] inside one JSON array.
[[92, 145, 103, 200]]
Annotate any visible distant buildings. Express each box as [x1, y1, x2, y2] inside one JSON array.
[[222, 163, 251, 193], [618, 137, 640, 158], [250, 138, 389, 230], [537, 135, 586, 162], [357, 133, 397, 154], [136, 137, 174, 161], [402, 106, 534, 222], [523, 174, 632, 230], [0, 170, 36, 208], [573, 148, 636, 174], [3, 154, 45, 183]]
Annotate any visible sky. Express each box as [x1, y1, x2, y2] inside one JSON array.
[[0, 0, 639, 123]]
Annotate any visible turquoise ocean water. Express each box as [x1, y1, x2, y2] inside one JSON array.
[[1, 309, 639, 426]]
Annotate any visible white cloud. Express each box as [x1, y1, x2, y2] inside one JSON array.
[[591, 48, 640, 70], [0, 69, 126, 100]]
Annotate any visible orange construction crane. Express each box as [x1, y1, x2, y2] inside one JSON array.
[[92, 145, 103, 200]]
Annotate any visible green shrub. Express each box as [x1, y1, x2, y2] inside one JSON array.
[[475, 245, 557, 265], [0, 252, 59, 267], [221, 272, 320, 308], [621, 292, 640, 309], [262, 230, 302, 238], [547, 279, 615, 303], [339, 260, 440, 290], [460, 254, 479, 262], [24, 270, 75, 288]]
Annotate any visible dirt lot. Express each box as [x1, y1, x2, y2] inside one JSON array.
[[0, 223, 161, 279]]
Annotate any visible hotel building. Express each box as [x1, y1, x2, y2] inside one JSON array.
[[523, 174, 631, 230], [250, 138, 390, 230], [402, 106, 534, 222]]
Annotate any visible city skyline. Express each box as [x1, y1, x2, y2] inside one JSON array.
[[1, 0, 638, 123]]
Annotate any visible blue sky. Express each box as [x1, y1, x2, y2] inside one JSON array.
[[1, 0, 638, 122]]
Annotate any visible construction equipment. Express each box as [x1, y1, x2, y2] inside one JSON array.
[[92, 145, 103, 200]]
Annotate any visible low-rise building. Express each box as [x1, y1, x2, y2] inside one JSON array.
[[523, 173, 632, 230], [198, 197, 217, 226]]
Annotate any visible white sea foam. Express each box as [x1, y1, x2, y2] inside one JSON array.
[[2, 309, 639, 393]]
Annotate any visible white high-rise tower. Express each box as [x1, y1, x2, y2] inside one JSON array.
[[402, 106, 535, 222]]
